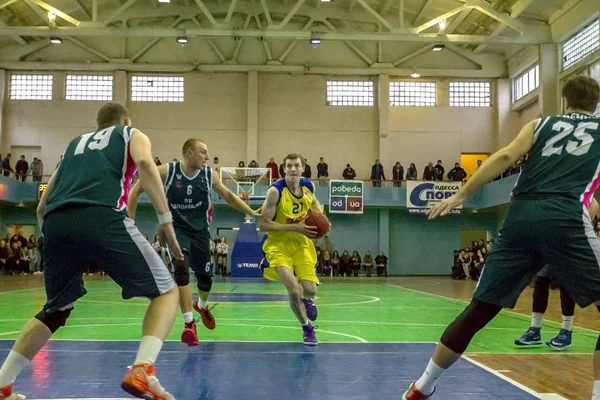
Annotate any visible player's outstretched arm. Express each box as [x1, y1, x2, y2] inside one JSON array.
[[259, 187, 317, 237], [212, 172, 259, 216], [428, 119, 537, 220], [129, 129, 183, 260], [128, 163, 168, 220]]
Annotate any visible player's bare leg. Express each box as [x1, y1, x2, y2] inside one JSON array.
[[121, 285, 179, 399], [277, 267, 317, 345]]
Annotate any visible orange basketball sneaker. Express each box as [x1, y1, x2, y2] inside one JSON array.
[[0, 384, 25, 400], [193, 301, 216, 330], [121, 363, 175, 400], [180, 321, 200, 347]]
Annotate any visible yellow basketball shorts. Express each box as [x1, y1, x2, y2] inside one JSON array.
[[262, 237, 319, 284]]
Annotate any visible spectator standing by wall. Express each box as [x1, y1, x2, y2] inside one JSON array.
[[371, 159, 386, 187], [30, 158, 43, 182], [447, 163, 467, 182], [423, 162, 435, 181], [266, 157, 279, 181], [15, 155, 28, 182], [343, 164, 356, 180], [392, 162, 404, 187], [302, 159, 312, 178], [406, 163, 418, 180], [434, 160, 445, 181], [1, 154, 12, 177], [317, 157, 328, 186]]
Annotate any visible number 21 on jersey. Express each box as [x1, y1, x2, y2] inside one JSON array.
[[542, 121, 599, 157]]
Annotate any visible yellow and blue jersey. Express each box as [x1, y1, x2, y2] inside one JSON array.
[[267, 177, 315, 242]]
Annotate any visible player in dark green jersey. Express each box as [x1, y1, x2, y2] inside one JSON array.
[[0, 102, 185, 400], [402, 76, 600, 400], [129, 138, 259, 347]]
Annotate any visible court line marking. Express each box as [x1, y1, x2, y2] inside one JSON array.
[[462, 355, 558, 400], [0, 322, 367, 343], [384, 283, 600, 335]]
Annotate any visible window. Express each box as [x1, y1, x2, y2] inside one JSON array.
[[389, 81, 436, 106], [513, 64, 539, 102], [326, 81, 374, 106], [66, 75, 113, 101], [563, 19, 599, 70], [449, 81, 491, 107], [131, 76, 184, 102], [10, 74, 53, 100]]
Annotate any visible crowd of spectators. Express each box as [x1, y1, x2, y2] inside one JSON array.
[[0, 230, 42, 276], [451, 239, 493, 280], [314, 236, 389, 277]]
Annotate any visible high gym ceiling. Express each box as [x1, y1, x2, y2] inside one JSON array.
[[0, 0, 578, 74]]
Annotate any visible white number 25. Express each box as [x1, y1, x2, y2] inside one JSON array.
[[541, 121, 599, 157]]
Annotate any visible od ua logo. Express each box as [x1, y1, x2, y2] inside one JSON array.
[[329, 180, 363, 214]]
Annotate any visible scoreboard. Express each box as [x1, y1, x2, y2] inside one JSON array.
[[37, 183, 48, 200]]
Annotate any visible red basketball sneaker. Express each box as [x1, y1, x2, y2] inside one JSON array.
[[402, 382, 434, 400], [121, 363, 174, 400], [193, 301, 216, 330], [180, 321, 200, 347], [0, 384, 25, 400]]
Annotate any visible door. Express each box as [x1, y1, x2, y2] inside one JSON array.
[[461, 153, 489, 180], [10, 146, 41, 165], [460, 229, 489, 250], [6, 224, 37, 240]]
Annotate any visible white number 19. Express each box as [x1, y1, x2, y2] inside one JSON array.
[[74, 127, 115, 155]]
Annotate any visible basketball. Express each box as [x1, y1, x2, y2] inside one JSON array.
[[306, 210, 330, 238]]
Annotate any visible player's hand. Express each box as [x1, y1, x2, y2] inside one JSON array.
[[426, 194, 464, 220], [296, 218, 318, 238], [252, 207, 262, 217], [158, 223, 184, 260]]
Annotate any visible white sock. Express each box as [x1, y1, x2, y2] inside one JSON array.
[[133, 336, 163, 366], [198, 298, 208, 308], [0, 351, 30, 387], [415, 359, 445, 395], [593, 380, 600, 398], [301, 320, 309, 327], [531, 312, 544, 328], [183, 312, 194, 324], [562, 315, 574, 331]]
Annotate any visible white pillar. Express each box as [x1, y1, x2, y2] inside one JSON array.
[[114, 71, 127, 105], [495, 79, 520, 149], [539, 44, 560, 116], [377, 74, 390, 173], [247, 71, 258, 163]]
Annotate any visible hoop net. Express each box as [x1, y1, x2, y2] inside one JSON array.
[[219, 167, 271, 201]]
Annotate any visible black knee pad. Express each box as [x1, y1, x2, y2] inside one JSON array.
[[196, 274, 212, 293], [35, 307, 73, 333], [440, 299, 502, 354], [173, 258, 190, 286]]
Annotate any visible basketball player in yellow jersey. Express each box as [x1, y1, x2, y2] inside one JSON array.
[[260, 153, 326, 345]]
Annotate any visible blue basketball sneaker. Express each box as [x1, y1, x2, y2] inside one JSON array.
[[302, 323, 318, 346], [302, 298, 318, 321], [514, 327, 542, 346], [546, 329, 572, 351]]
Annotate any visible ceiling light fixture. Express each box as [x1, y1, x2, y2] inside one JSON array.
[[177, 36, 188, 44], [50, 37, 62, 44], [433, 44, 445, 51]]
